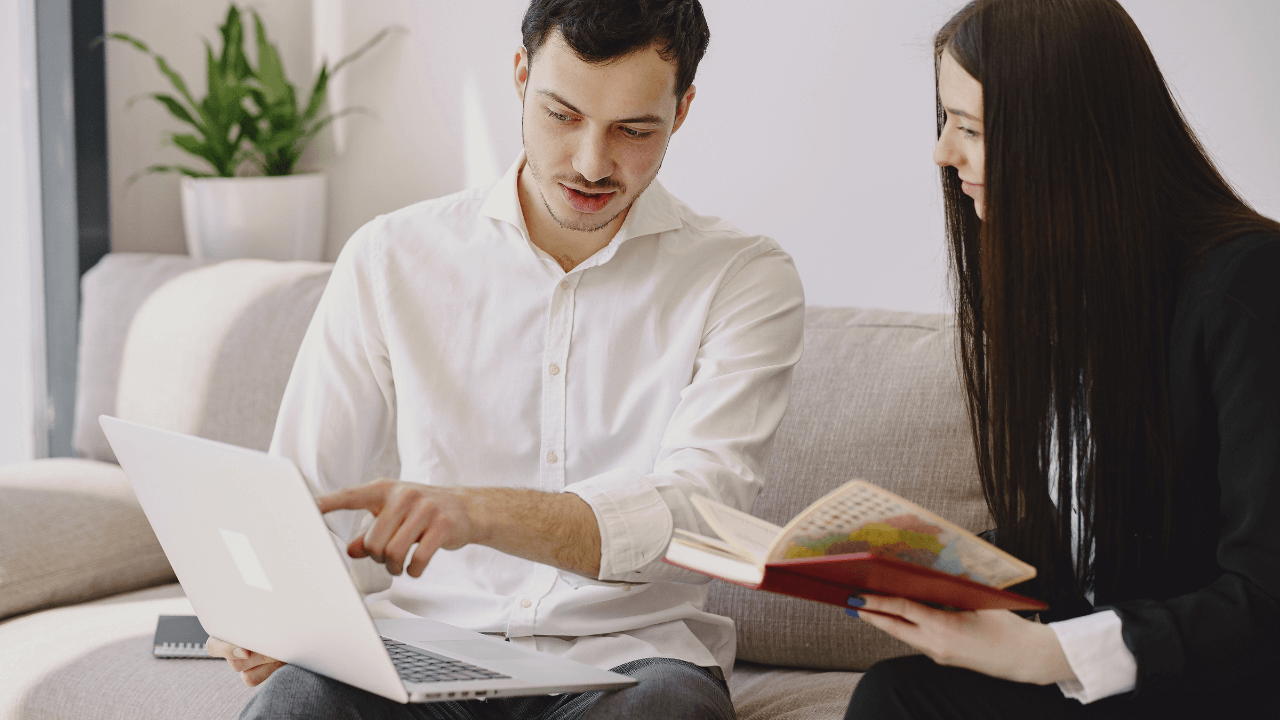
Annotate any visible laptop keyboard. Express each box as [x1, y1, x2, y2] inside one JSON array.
[[382, 638, 511, 684]]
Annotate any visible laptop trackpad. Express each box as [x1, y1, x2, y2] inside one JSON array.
[[422, 639, 529, 661]]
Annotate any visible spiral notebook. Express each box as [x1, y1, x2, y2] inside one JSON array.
[[153, 614, 217, 658]]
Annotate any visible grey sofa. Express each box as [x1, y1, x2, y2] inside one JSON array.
[[0, 253, 988, 719]]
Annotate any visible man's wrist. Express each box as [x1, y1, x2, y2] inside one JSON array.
[[459, 487, 499, 547]]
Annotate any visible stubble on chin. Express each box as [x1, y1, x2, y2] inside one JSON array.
[[523, 150, 669, 234]]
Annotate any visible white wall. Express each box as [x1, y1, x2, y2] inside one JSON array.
[[0, 0, 46, 463], [107, 0, 1280, 313]]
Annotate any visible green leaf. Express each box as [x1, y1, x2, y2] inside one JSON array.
[[251, 10, 292, 104], [126, 164, 214, 186], [238, 114, 260, 144], [170, 133, 223, 168], [204, 41, 221, 106], [105, 33, 203, 119], [147, 93, 201, 129], [260, 133, 305, 156], [303, 106, 369, 140], [263, 99, 298, 130], [118, 7, 390, 179], [105, 32, 151, 54], [111, 8, 260, 180], [301, 65, 328, 123], [245, 86, 268, 110], [219, 5, 244, 74], [264, 152, 301, 176], [330, 27, 393, 76], [154, 55, 199, 112]]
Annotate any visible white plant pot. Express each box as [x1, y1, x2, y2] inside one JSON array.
[[180, 173, 328, 262]]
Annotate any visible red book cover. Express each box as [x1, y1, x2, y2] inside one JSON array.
[[664, 480, 1048, 613], [665, 552, 1046, 611]]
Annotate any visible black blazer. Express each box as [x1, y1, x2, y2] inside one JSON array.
[[1100, 232, 1280, 712]]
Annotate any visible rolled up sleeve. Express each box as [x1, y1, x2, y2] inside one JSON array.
[[568, 245, 805, 583]]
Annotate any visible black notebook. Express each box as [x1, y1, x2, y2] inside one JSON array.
[[153, 615, 216, 658]]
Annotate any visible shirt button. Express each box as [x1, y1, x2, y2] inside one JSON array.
[[548, 363, 560, 375], [622, 585, 632, 592], [560, 280, 570, 290], [547, 452, 558, 464], [520, 598, 532, 608]]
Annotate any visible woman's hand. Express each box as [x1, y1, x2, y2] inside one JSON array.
[[206, 636, 286, 687], [849, 595, 1077, 686]]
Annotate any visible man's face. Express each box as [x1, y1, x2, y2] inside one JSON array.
[[515, 32, 694, 233]]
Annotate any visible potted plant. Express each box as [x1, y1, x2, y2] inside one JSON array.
[[109, 5, 388, 261]]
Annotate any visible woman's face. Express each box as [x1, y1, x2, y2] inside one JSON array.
[[934, 52, 986, 219]]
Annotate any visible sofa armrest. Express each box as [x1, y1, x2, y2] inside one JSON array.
[[74, 253, 206, 464], [0, 459, 175, 621]]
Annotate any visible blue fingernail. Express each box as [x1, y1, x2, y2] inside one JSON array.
[[847, 596, 866, 608], [845, 608, 860, 618]]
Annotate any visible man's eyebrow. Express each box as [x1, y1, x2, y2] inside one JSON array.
[[616, 113, 665, 125], [537, 90, 666, 126], [539, 90, 583, 116], [945, 106, 981, 122]]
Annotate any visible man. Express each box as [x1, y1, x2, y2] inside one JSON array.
[[210, 1, 804, 717]]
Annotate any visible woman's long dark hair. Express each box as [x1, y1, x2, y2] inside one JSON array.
[[936, 0, 1280, 604]]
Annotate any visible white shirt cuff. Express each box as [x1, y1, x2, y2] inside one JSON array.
[[1049, 609, 1137, 703], [566, 468, 673, 581]]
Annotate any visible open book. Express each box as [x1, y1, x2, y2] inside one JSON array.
[[664, 480, 1046, 611]]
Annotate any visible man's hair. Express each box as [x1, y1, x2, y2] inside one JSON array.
[[521, 0, 710, 97]]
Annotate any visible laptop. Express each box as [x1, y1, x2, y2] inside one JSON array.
[[99, 416, 637, 704]]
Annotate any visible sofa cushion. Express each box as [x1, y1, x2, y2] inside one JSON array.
[[114, 259, 332, 452], [730, 661, 861, 720], [704, 307, 988, 671], [0, 584, 257, 720], [1, 584, 859, 720], [74, 253, 204, 463], [0, 459, 175, 621]]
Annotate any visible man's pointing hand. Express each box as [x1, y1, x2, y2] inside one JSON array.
[[317, 479, 484, 577]]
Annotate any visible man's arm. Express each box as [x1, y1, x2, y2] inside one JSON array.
[[567, 244, 805, 584], [317, 480, 601, 577]]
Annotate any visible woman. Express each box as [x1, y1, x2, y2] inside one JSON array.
[[844, 0, 1280, 717]]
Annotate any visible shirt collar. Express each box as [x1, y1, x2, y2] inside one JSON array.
[[480, 152, 685, 267]]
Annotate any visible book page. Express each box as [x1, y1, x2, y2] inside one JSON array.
[[769, 480, 1036, 589], [690, 495, 783, 565], [672, 529, 750, 561], [665, 535, 766, 587]]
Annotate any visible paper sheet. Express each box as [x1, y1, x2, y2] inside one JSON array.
[[690, 495, 783, 565]]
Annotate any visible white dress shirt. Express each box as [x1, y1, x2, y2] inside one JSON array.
[[1050, 610, 1137, 702], [269, 154, 805, 679]]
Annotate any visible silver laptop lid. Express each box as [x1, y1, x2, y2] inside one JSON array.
[[99, 415, 409, 703]]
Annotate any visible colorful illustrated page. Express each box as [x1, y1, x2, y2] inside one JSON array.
[[769, 481, 1034, 589]]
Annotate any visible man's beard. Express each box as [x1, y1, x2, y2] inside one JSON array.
[[524, 147, 663, 233]]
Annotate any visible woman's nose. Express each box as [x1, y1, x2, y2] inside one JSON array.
[[933, 133, 957, 168]]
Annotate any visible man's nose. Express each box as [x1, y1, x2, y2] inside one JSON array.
[[572, 130, 614, 183]]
